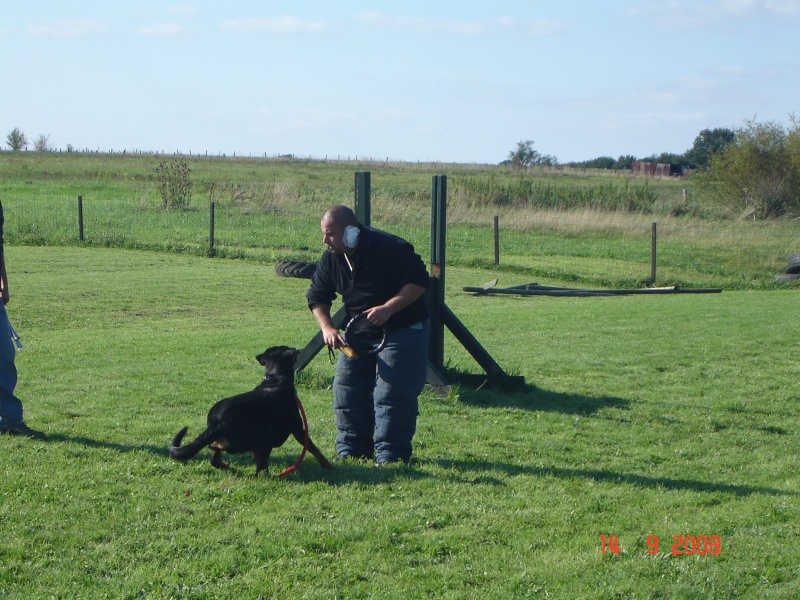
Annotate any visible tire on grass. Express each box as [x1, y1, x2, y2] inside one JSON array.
[[275, 260, 317, 279], [787, 252, 800, 275]]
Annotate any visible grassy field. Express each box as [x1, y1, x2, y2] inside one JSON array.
[[1, 152, 798, 291], [0, 245, 798, 599]]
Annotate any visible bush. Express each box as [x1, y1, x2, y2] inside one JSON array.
[[694, 118, 800, 218], [155, 160, 193, 209]]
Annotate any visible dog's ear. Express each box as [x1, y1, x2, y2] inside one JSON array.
[[256, 346, 297, 366], [282, 347, 300, 364]]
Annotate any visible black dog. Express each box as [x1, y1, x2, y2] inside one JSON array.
[[169, 346, 333, 474]]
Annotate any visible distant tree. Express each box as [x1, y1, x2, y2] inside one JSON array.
[[33, 134, 51, 152], [641, 152, 685, 165], [538, 154, 559, 167], [508, 140, 541, 168], [6, 127, 28, 151], [568, 155, 618, 169], [684, 127, 736, 169], [589, 156, 616, 169], [616, 155, 636, 170], [695, 117, 800, 218]]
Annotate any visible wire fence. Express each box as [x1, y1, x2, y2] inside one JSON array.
[[3, 195, 799, 290]]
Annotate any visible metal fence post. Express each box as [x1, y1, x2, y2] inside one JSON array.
[[429, 175, 447, 371], [651, 222, 657, 284], [494, 215, 500, 265], [209, 201, 215, 252], [78, 195, 84, 241], [354, 172, 371, 225]]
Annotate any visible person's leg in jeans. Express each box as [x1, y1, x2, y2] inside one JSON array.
[[0, 306, 22, 431], [333, 350, 377, 459], [373, 320, 429, 464]]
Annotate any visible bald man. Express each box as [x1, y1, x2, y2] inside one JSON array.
[[307, 205, 430, 464]]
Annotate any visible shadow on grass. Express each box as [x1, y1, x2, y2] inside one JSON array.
[[454, 381, 630, 415], [431, 458, 797, 497], [41, 432, 419, 484], [37, 433, 794, 496], [43, 432, 331, 475], [44, 432, 171, 457]]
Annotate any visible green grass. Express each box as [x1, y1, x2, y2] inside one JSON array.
[[3, 151, 799, 290], [1, 246, 798, 598]]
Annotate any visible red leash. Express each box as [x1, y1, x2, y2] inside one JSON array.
[[278, 394, 309, 477]]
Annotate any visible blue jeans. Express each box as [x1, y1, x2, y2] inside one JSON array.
[[0, 304, 23, 430], [333, 319, 429, 463]]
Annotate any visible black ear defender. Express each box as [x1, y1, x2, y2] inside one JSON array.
[[343, 225, 360, 248]]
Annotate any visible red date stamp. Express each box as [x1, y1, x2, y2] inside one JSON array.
[[600, 534, 722, 555]]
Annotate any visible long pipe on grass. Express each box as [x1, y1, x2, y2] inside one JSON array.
[[463, 284, 722, 297]]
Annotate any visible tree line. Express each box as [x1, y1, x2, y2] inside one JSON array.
[[507, 117, 800, 218], [507, 126, 736, 171]]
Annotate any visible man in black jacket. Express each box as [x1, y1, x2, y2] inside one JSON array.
[[307, 205, 429, 464]]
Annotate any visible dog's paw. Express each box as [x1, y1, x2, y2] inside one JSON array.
[[210, 452, 231, 471]]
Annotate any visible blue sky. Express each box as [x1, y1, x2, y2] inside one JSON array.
[[2, 1, 798, 164]]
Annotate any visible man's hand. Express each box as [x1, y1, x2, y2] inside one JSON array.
[[311, 304, 346, 348], [363, 283, 426, 327], [364, 305, 392, 327], [321, 325, 346, 349]]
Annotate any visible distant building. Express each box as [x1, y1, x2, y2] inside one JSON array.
[[631, 160, 686, 176]]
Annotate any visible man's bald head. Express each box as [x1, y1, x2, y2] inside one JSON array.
[[322, 204, 359, 228]]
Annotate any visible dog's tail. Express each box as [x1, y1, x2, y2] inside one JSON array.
[[169, 426, 221, 461]]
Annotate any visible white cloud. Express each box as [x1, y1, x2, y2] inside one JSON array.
[[625, 0, 800, 27], [764, 0, 800, 14], [356, 12, 484, 35], [27, 20, 109, 37], [221, 16, 327, 34], [356, 12, 567, 37], [136, 23, 189, 36]]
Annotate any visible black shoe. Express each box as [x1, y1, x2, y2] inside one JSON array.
[[6, 422, 45, 439]]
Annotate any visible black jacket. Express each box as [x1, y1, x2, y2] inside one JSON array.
[[306, 226, 429, 332]]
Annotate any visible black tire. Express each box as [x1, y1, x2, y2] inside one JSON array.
[[275, 260, 317, 279], [787, 252, 800, 275]]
